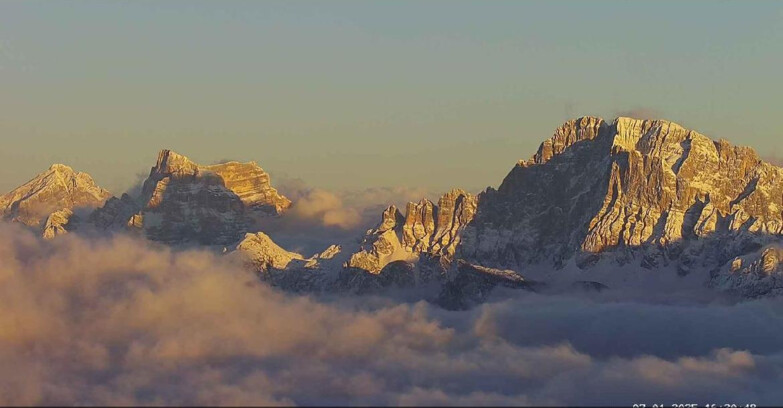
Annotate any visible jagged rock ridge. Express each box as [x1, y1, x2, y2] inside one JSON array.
[[346, 188, 478, 273]]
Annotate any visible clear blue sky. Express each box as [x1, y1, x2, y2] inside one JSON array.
[[1, 1, 782, 194]]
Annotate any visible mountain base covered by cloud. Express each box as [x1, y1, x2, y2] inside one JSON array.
[[1, 223, 783, 406]]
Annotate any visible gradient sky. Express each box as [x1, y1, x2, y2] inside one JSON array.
[[1, 1, 782, 195]]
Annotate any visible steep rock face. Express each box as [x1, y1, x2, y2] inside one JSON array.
[[89, 193, 142, 231], [132, 150, 291, 244], [402, 199, 436, 252], [346, 205, 409, 273], [460, 117, 614, 267], [527, 116, 606, 165], [582, 118, 782, 252], [42, 208, 78, 240], [347, 189, 478, 273], [460, 116, 783, 273], [142, 150, 291, 214], [0, 164, 111, 228], [430, 189, 479, 257]]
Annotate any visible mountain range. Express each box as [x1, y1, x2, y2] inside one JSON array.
[[3, 116, 782, 308]]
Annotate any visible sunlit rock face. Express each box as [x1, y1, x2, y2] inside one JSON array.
[[130, 150, 292, 244], [346, 205, 408, 273], [42, 208, 78, 240], [0, 164, 112, 230], [142, 150, 291, 214], [460, 116, 783, 273], [526, 116, 606, 165], [346, 189, 478, 273]]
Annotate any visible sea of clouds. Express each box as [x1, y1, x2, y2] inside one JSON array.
[[1, 222, 783, 406]]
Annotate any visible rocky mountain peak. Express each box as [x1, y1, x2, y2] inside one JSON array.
[[0, 164, 111, 228], [48, 163, 74, 172], [119, 149, 292, 244], [611, 116, 705, 155], [379, 205, 405, 232], [525, 116, 607, 166], [152, 149, 199, 175], [237, 232, 306, 271], [463, 116, 783, 277], [142, 149, 291, 213]]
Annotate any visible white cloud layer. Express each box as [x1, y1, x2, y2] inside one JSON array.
[[1, 223, 783, 406]]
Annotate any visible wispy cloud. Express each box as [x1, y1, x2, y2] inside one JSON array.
[[260, 176, 440, 254], [288, 188, 362, 230]]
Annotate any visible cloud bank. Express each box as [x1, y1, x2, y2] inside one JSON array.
[[1, 223, 783, 406], [288, 189, 363, 230]]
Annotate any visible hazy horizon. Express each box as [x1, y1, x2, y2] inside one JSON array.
[[2, 1, 783, 195]]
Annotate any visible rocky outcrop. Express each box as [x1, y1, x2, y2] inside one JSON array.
[[430, 189, 479, 257], [235, 233, 344, 292], [346, 189, 477, 273], [317, 244, 342, 260], [128, 150, 291, 244], [526, 116, 606, 165], [711, 245, 783, 298], [461, 116, 783, 276], [346, 205, 409, 273], [0, 164, 111, 228], [89, 193, 142, 231], [236, 232, 307, 271], [42, 208, 78, 240]]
